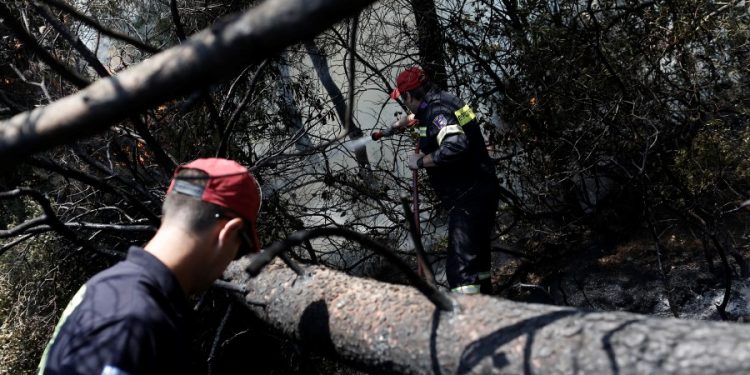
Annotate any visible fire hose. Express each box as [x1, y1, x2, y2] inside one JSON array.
[[370, 117, 437, 287]]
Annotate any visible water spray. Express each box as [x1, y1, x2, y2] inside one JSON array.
[[343, 136, 374, 152]]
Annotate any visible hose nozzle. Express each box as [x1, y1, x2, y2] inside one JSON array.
[[371, 115, 418, 141], [371, 125, 401, 141]]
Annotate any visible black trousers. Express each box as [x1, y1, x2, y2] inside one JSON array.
[[445, 184, 499, 293]]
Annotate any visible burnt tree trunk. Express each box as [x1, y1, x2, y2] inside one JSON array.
[[409, 0, 448, 89], [276, 52, 315, 153], [304, 40, 370, 170], [225, 257, 750, 374]]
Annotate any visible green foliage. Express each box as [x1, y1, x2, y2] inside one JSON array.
[[447, 0, 750, 242], [0, 239, 111, 374], [674, 119, 750, 197]]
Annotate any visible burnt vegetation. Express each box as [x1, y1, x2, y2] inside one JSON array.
[[1, 0, 749, 373]]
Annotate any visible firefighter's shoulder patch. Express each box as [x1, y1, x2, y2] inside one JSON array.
[[432, 114, 448, 129]]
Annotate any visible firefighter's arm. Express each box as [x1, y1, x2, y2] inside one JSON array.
[[422, 102, 479, 167], [430, 125, 470, 165], [407, 135, 465, 170]]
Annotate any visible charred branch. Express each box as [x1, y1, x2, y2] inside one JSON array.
[[24, 156, 161, 225], [409, 0, 448, 88], [216, 60, 268, 158], [709, 231, 733, 320], [31, 2, 110, 78], [0, 188, 99, 254], [0, 0, 378, 159], [251, 17, 364, 170], [0, 233, 35, 256], [169, 0, 226, 143], [305, 40, 370, 170], [0, 215, 47, 238], [25, 3, 177, 174], [169, 0, 188, 43], [343, 15, 358, 137], [4, 222, 155, 235], [0, 2, 89, 88], [400, 194, 436, 286]]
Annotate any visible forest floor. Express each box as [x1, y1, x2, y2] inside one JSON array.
[[494, 228, 750, 322]]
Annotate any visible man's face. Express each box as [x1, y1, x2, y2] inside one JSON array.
[[403, 92, 421, 114]]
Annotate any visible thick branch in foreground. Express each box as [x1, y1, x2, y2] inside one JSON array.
[[225, 258, 750, 374], [0, 0, 377, 159]]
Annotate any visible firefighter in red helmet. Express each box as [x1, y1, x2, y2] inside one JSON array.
[[391, 67, 499, 294]]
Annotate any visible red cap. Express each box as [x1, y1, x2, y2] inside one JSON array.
[[390, 67, 426, 100], [167, 158, 262, 252]]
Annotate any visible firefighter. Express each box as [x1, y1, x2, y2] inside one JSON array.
[[38, 158, 263, 374], [390, 67, 499, 294]]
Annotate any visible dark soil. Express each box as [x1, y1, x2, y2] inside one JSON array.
[[494, 228, 750, 321]]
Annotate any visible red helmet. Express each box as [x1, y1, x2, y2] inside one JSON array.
[[390, 67, 426, 100]]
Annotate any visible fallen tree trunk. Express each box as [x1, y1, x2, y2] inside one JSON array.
[[0, 0, 375, 159], [224, 257, 750, 374]]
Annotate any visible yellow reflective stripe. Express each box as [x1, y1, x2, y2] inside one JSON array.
[[38, 285, 87, 374], [452, 284, 481, 294], [454, 104, 476, 126], [415, 126, 428, 138], [478, 271, 491, 280], [437, 124, 464, 145]]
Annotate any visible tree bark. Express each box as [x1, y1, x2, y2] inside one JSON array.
[[225, 257, 750, 374], [0, 0, 376, 159], [409, 0, 448, 89]]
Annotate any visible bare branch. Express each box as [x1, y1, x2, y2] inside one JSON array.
[[0, 216, 48, 238], [0, 188, 98, 253], [31, 2, 110, 78], [0, 2, 89, 87], [216, 60, 268, 158], [169, 0, 188, 42], [0, 233, 35, 256], [25, 156, 161, 225], [38, 0, 160, 53]]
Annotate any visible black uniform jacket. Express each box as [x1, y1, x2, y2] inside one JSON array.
[[39, 246, 192, 375], [415, 89, 498, 204]]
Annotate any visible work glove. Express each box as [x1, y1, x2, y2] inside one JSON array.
[[393, 113, 418, 131], [407, 152, 425, 170]]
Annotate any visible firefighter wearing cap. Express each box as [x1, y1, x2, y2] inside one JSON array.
[[38, 158, 262, 375], [391, 67, 499, 294]]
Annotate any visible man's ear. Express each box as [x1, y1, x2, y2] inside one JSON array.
[[218, 217, 244, 246]]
